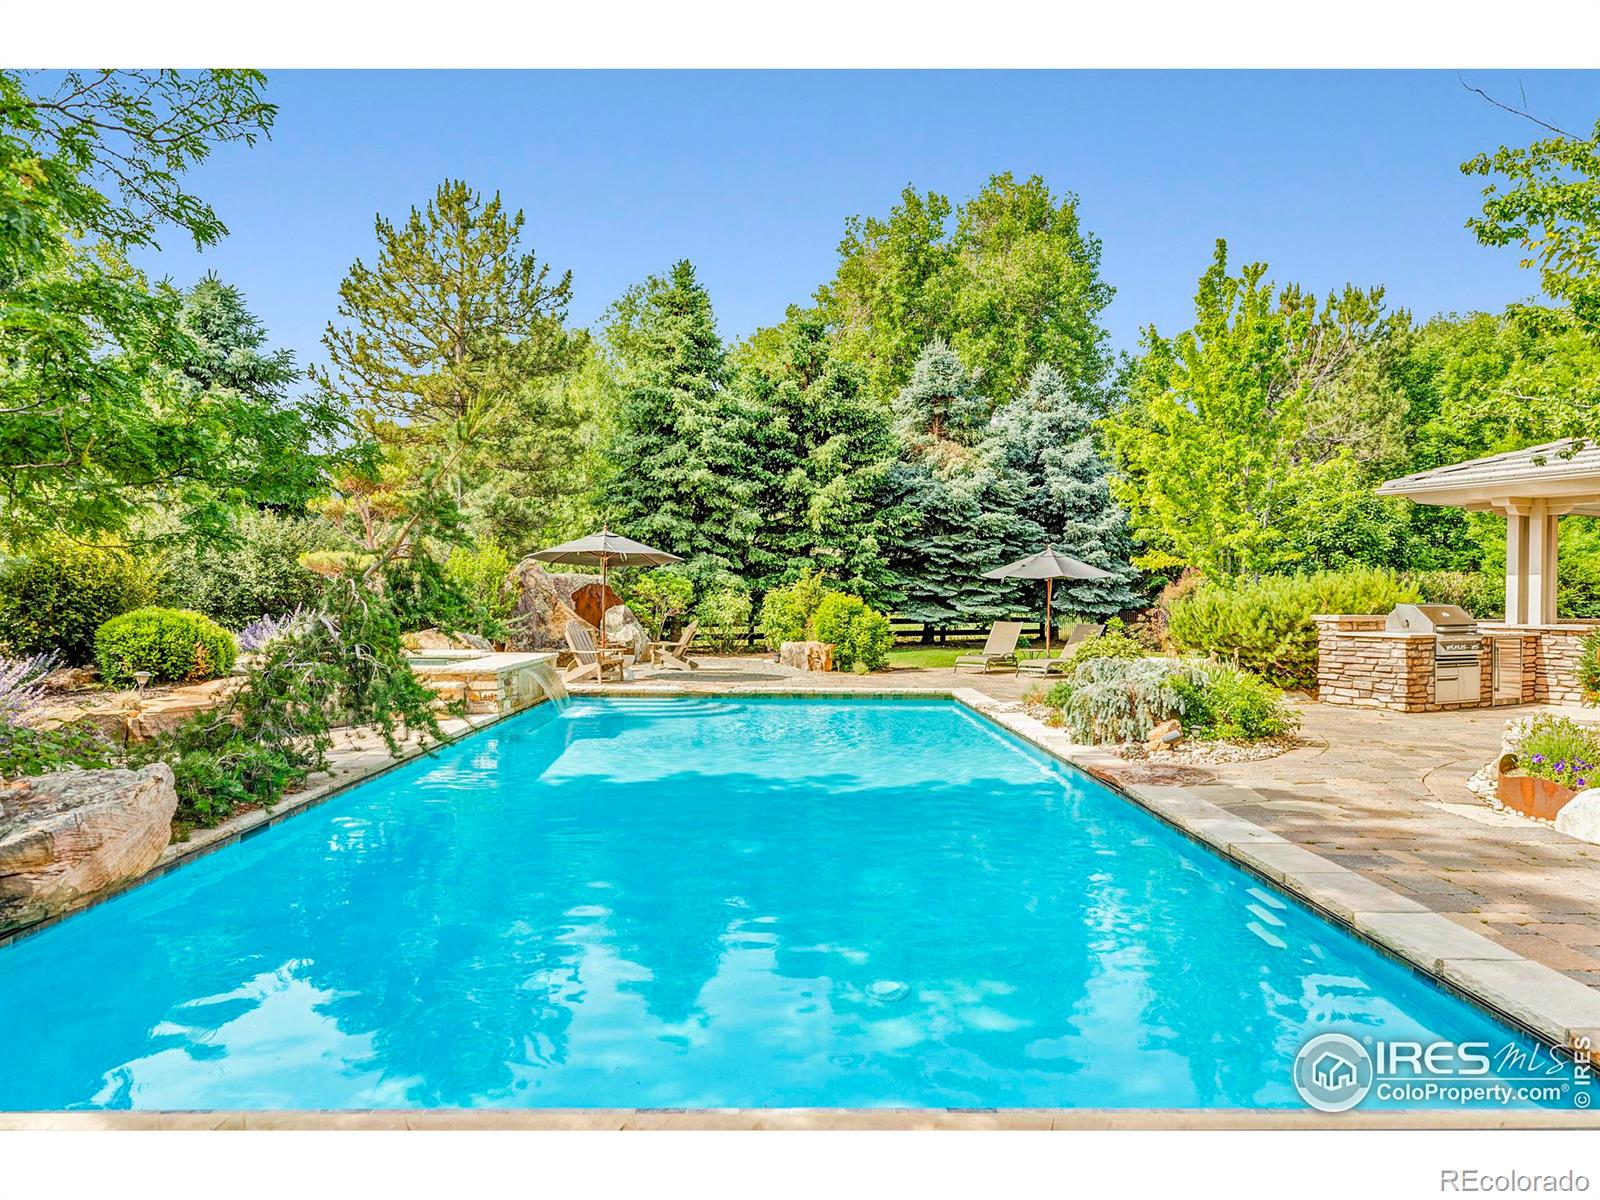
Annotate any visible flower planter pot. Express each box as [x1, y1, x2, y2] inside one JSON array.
[[1496, 771, 1579, 821]]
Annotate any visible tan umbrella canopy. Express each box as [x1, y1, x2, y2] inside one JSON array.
[[983, 545, 1112, 650], [529, 529, 683, 647]]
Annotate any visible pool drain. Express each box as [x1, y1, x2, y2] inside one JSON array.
[[866, 980, 910, 1003]]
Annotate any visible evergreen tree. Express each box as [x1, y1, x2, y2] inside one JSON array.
[[156, 275, 339, 517], [883, 342, 1030, 624], [603, 260, 759, 580], [731, 315, 904, 603], [315, 179, 577, 514], [983, 364, 1142, 616]]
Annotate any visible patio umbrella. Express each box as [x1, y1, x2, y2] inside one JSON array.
[[983, 545, 1112, 651], [529, 529, 683, 647]]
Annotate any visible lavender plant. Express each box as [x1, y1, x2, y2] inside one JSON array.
[[0, 652, 58, 724], [236, 607, 312, 653]]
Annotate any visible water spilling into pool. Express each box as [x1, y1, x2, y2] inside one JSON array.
[[527, 656, 570, 713], [0, 697, 1583, 1111]]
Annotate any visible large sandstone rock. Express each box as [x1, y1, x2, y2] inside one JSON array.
[[401, 629, 493, 652], [1554, 789, 1600, 845], [122, 677, 243, 741], [780, 640, 834, 673], [506, 560, 598, 651], [603, 605, 647, 658], [41, 664, 99, 693], [0, 763, 178, 931]]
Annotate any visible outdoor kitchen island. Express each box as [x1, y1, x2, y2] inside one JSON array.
[[1313, 606, 1552, 712]]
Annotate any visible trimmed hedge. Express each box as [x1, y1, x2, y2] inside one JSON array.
[[1165, 567, 1420, 690], [95, 607, 238, 687]]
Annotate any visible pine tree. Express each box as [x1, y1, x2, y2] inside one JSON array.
[[316, 179, 576, 512], [984, 363, 1142, 617], [603, 260, 759, 579], [731, 315, 904, 603], [884, 342, 1031, 624]]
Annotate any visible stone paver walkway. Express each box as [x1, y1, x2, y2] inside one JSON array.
[[605, 658, 1600, 989]]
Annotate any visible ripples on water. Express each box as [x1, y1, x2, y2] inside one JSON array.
[[0, 697, 1581, 1110]]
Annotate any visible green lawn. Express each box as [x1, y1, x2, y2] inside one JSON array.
[[884, 643, 1039, 669]]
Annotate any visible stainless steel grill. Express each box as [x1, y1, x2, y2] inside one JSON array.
[[1386, 604, 1482, 704]]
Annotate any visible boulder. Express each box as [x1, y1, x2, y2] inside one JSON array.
[[603, 605, 648, 658], [506, 560, 600, 651], [401, 629, 492, 652], [122, 677, 243, 742], [0, 763, 178, 931], [1146, 719, 1183, 751], [41, 665, 98, 693], [1555, 789, 1600, 845], [780, 641, 834, 673]]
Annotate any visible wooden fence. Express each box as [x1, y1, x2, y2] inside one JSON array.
[[695, 617, 1054, 651]]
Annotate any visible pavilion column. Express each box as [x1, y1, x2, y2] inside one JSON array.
[[1532, 504, 1560, 625], [1504, 505, 1529, 625], [1501, 499, 1568, 625]]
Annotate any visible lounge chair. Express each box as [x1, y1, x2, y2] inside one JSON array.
[[954, 621, 1024, 673], [564, 624, 626, 683], [648, 620, 700, 671], [1018, 623, 1107, 676]]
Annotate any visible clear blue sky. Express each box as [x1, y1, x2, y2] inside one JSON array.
[[132, 69, 1600, 375]]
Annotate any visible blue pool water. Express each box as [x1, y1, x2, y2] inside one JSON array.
[[0, 697, 1585, 1110]]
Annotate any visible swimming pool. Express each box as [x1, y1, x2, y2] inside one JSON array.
[[0, 696, 1584, 1111]]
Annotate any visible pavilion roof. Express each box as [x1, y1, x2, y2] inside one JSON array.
[[1377, 437, 1600, 515]]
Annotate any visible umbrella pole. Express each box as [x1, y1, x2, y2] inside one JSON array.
[[1045, 577, 1053, 651], [599, 552, 608, 650]]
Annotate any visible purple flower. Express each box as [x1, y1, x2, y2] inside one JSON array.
[[1555, 760, 1567, 772], [1531, 754, 1546, 763], [1578, 779, 1589, 789]]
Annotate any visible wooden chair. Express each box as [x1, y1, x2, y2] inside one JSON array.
[[648, 620, 700, 671], [564, 623, 626, 683]]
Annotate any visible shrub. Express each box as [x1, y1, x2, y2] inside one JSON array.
[[443, 542, 517, 627], [1408, 570, 1504, 620], [0, 652, 57, 723], [1165, 567, 1420, 690], [95, 608, 238, 687], [812, 593, 893, 672], [1066, 620, 1146, 666], [1509, 714, 1600, 791], [156, 511, 335, 629], [696, 583, 753, 654], [0, 721, 121, 779], [236, 608, 315, 653], [1034, 656, 1297, 745], [0, 540, 155, 664], [1042, 658, 1204, 744], [133, 577, 445, 828], [757, 571, 833, 649], [1167, 662, 1298, 742], [624, 568, 696, 640], [1580, 627, 1600, 705]]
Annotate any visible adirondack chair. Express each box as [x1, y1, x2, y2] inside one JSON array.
[[564, 623, 626, 683], [648, 620, 700, 671]]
